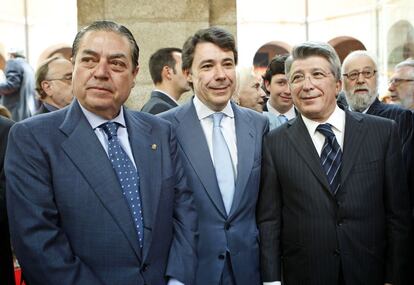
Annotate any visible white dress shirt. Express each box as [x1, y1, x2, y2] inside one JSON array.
[[302, 105, 345, 155], [193, 96, 238, 178], [79, 104, 137, 167]]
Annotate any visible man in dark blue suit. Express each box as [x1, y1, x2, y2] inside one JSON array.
[[5, 20, 197, 285], [141, 48, 190, 114], [342, 50, 414, 206], [161, 27, 268, 285], [0, 116, 15, 285]]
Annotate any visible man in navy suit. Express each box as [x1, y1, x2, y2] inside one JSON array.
[[141, 48, 190, 114], [257, 42, 412, 285], [5, 20, 197, 285], [161, 27, 268, 285], [0, 116, 14, 285], [342, 50, 414, 209]]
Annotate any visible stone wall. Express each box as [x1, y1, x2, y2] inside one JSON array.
[[77, 0, 236, 110]]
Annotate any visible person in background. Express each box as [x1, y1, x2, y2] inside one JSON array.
[[0, 48, 36, 121], [141, 47, 190, 114], [34, 56, 73, 114]]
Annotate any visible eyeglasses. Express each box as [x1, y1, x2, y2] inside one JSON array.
[[342, 69, 376, 81], [46, 74, 72, 83], [289, 70, 332, 86], [388, 78, 414, 86]]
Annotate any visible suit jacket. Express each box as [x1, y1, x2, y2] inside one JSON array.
[[141, 90, 178, 115], [367, 98, 414, 195], [0, 58, 36, 121], [160, 100, 269, 285], [257, 111, 412, 285], [0, 116, 15, 285], [5, 100, 197, 285]]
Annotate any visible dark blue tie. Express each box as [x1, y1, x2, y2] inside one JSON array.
[[100, 122, 144, 248], [316, 124, 342, 194]]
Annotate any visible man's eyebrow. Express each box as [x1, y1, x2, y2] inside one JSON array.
[[107, 53, 128, 60], [80, 49, 99, 57]]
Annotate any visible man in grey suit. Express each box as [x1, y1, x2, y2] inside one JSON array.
[[257, 41, 412, 285], [161, 27, 268, 285], [0, 48, 36, 121], [5, 20, 197, 285], [141, 48, 190, 114]]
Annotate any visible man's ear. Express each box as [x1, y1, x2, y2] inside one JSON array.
[[131, 65, 139, 88], [184, 69, 192, 83], [41, 81, 52, 97], [162, 65, 172, 81], [264, 80, 271, 92]]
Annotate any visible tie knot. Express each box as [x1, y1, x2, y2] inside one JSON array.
[[100, 122, 119, 140], [212, 112, 224, 127], [278, 114, 288, 123], [316, 123, 335, 138]]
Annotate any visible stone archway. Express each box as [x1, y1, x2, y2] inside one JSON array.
[[253, 41, 291, 75], [328, 36, 366, 63], [387, 20, 414, 69]]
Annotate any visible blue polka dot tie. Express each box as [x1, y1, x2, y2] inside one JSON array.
[[316, 123, 342, 194], [100, 122, 144, 248]]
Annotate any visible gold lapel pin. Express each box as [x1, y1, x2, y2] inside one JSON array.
[[151, 144, 157, 150]]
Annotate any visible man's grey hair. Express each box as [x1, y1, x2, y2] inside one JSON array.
[[395, 59, 414, 77], [285, 41, 341, 81], [341, 50, 379, 81]]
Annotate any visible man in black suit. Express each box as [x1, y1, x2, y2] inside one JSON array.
[[342, 50, 414, 205], [0, 116, 15, 284], [141, 48, 190, 114], [34, 56, 73, 115], [257, 41, 412, 285]]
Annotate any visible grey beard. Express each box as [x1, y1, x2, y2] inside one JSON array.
[[345, 91, 377, 113]]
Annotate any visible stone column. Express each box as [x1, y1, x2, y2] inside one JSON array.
[[77, 0, 236, 110]]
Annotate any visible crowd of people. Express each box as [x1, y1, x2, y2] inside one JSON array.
[[0, 20, 413, 285]]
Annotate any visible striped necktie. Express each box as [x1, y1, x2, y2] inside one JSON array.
[[316, 123, 342, 194]]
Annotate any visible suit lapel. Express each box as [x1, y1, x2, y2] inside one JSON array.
[[124, 110, 161, 259], [229, 105, 255, 217], [287, 115, 331, 192], [60, 101, 142, 261], [152, 91, 178, 107], [175, 102, 227, 217], [340, 111, 365, 184]]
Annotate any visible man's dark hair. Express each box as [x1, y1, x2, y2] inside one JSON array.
[[149, 47, 182, 84], [182, 26, 238, 71], [262, 54, 289, 83], [72, 20, 140, 70]]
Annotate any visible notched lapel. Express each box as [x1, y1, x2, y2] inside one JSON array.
[[125, 111, 161, 258], [287, 116, 331, 193], [60, 104, 142, 261], [175, 103, 227, 217], [340, 112, 365, 184], [229, 107, 255, 217]]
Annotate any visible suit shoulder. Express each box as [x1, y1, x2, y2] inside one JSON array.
[[130, 110, 172, 130], [236, 105, 268, 124]]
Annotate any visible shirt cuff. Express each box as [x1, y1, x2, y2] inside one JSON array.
[[168, 278, 184, 285], [263, 282, 281, 285]]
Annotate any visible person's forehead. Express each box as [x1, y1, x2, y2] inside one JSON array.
[[395, 65, 414, 77], [77, 30, 132, 55], [345, 55, 375, 70], [193, 42, 234, 60], [271, 73, 287, 80], [48, 59, 72, 74], [291, 56, 331, 71]]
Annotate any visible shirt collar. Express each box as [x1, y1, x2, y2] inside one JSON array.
[[154, 89, 178, 104], [193, 95, 234, 120], [78, 101, 126, 130], [302, 104, 346, 136]]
